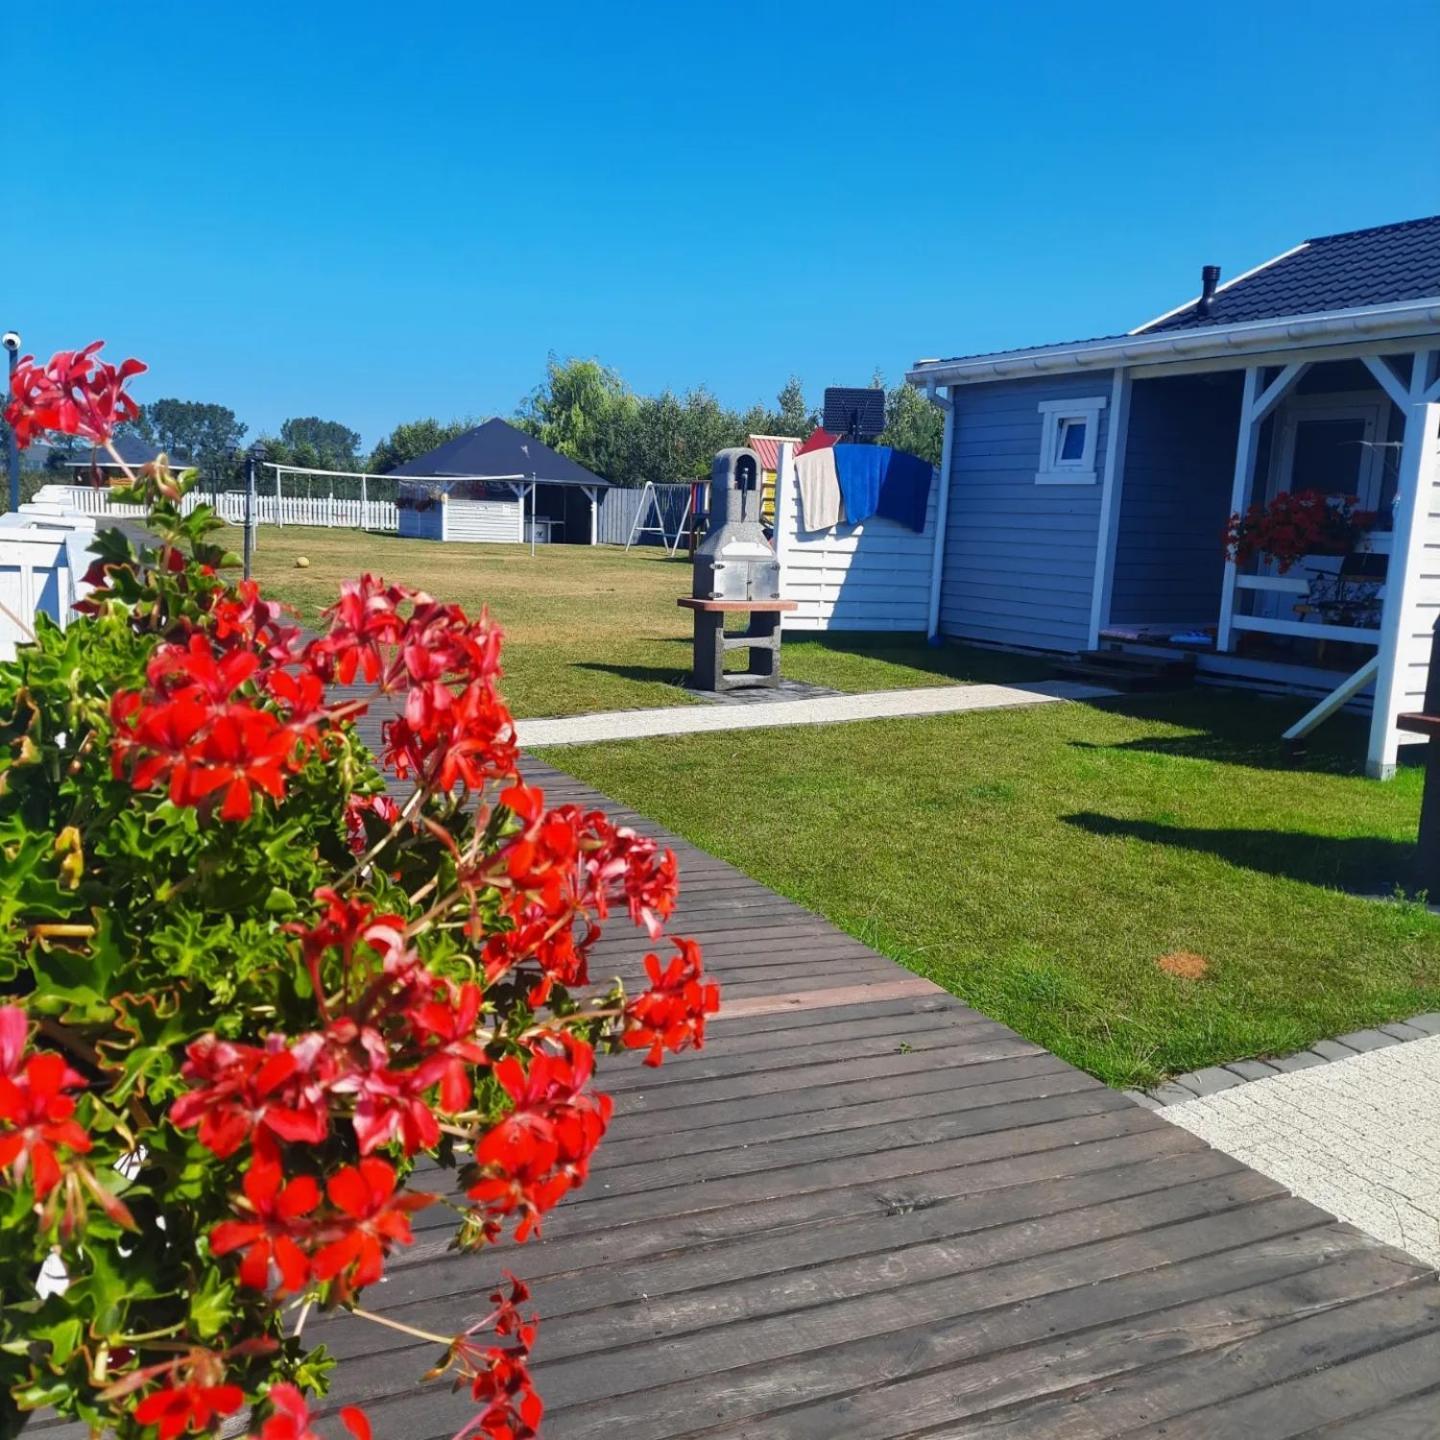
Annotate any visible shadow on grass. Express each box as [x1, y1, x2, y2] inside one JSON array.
[[1064, 811, 1422, 895], [574, 661, 692, 687], [1068, 690, 1405, 779], [783, 634, 1052, 685]]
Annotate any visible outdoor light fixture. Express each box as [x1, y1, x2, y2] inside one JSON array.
[[4, 328, 19, 513]]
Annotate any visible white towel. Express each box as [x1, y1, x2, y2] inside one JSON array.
[[795, 447, 843, 531]]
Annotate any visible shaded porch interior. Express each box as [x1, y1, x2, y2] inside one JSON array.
[[1102, 357, 1412, 692]]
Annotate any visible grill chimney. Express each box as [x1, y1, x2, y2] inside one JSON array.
[[1197, 264, 1221, 318]]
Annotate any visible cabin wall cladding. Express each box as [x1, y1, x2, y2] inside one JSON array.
[[1109, 372, 1242, 627], [773, 446, 938, 632], [1395, 409, 1440, 729], [938, 371, 1113, 651], [442, 498, 524, 543]]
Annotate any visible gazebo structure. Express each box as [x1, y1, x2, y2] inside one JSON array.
[[388, 418, 610, 546], [64, 435, 180, 482]]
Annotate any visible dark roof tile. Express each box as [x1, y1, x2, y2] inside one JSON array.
[[1140, 214, 1440, 332]]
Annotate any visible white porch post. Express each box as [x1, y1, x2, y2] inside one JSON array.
[[1367, 388, 1440, 778], [582, 485, 598, 545], [924, 384, 955, 642], [1217, 362, 1310, 651], [1217, 368, 1261, 652], [1087, 368, 1132, 649]]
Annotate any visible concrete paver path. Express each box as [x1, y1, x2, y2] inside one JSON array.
[[1168, 1037, 1440, 1267], [516, 678, 1116, 747]]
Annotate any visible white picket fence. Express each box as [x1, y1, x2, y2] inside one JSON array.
[[38, 486, 399, 533]]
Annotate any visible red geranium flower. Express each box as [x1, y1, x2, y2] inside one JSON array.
[[310, 1157, 433, 1289], [623, 939, 720, 1067], [170, 1036, 329, 1161], [0, 1041, 92, 1199], [132, 1380, 244, 1440], [3, 340, 146, 448], [257, 1383, 371, 1440], [210, 1163, 320, 1294]]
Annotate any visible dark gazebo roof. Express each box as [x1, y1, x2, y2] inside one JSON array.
[[68, 435, 177, 468], [388, 418, 611, 488]]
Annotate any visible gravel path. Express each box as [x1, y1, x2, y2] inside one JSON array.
[[514, 678, 1116, 746], [1167, 1037, 1440, 1267]]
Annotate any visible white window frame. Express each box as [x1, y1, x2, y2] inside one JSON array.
[[1036, 396, 1107, 485]]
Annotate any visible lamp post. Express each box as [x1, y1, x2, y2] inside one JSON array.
[[2, 330, 20, 514], [243, 440, 268, 579]]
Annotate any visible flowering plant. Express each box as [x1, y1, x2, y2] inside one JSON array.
[[0, 345, 718, 1438], [1223, 489, 1377, 573]]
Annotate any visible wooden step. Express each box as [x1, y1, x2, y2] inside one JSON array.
[[1053, 649, 1195, 692]]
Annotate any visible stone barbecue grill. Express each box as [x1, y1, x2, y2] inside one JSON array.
[[678, 447, 795, 691]]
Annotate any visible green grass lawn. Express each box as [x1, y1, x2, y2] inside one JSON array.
[[554, 690, 1440, 1089], [249, 526, 1049, 717]]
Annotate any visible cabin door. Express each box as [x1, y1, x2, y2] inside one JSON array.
[[1255, 393, 1387, 619]]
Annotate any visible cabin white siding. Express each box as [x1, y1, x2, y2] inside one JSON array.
[[773, 445, 937, 632], [938, 372, 1113, 652], [1392, 407, 1440, 735], [441, 497, 524, 543]]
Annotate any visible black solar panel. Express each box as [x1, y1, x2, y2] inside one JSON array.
[[823, 387, 886, 439]]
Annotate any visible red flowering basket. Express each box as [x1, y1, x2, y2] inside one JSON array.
[[1223, 489, 1377, 574], [0, 344, 720, 1440]]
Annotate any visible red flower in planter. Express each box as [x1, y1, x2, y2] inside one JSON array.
[[466, 1038, 611, 1241], [310, 1157, 433, 1289], [3, 340, 146, 448], [409, 981, 491, 1113], [623, 939, 720, 1068], [132, 1379, 244, 1440], [210, 1162, 321, 1294], [170, 1036, 330, 1161], [0, 1038, 92, 1200], [256, 1384, 371, 1440]]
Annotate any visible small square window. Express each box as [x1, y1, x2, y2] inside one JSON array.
[[1056, 418, 1088, 463], [1036, 396, 1106, 484]]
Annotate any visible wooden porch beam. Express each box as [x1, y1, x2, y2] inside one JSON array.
[[1086, 368, 1132, 649], [1283, 656, 1379, 742], [1361, 354, 1413, 410], [1217, 366, 1261, 652], [1251, 361, 1309, 424]]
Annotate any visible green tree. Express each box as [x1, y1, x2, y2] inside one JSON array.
[[878, 376, 944, 466], [367, 417, 472, 474], [517, 356, 636, 481], [147, 398, 248, 469], [773, 375, 816, 437], [277, 416, 363, 470]]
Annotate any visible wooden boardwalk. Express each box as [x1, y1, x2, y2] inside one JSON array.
[[41, 747, 1439, 1438], [293, 756, 1440, 1439]]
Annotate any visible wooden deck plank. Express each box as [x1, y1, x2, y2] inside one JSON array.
[[270, 756, 1440, 1437]]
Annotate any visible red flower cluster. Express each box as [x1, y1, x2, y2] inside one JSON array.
[[624, 940, 722, 1067], [208, 1155, 433, 1300], [0, 1007, 91, 1199], [466, 1037, 611, 1242], [2, 340, 146, 448], [111, 634, 316, 821], [478, 784, 684, 1004], [253, 1383, 371, 1440], [133, 1379, 244, 1440], [443, 1278, 542, 1440], [1224, 489, 1377, 573]]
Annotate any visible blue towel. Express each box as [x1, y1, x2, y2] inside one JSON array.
[[833, 444, 889, 525], [876, 449, 933, 532]]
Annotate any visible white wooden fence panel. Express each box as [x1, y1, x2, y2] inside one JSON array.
[[772, 444, 938, 632], [36, 486, 399, 532]]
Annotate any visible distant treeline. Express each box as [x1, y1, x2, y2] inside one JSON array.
[[10, 356, 944, 493]]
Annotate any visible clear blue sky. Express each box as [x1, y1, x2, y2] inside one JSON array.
[[7, 0, 1439, 448]]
